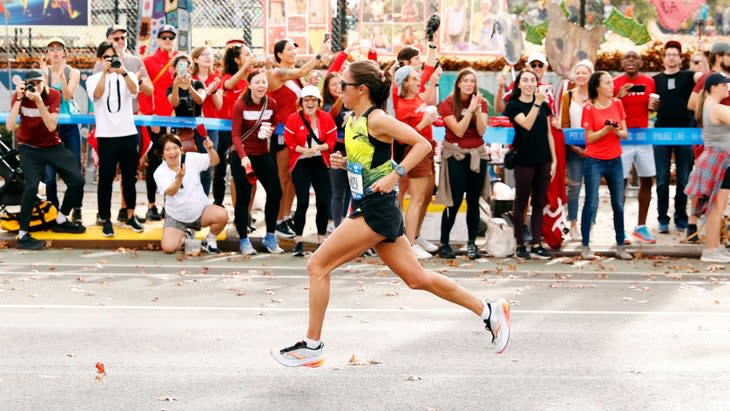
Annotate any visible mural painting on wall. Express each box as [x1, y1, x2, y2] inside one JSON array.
[[136, 0, 193, 56], [346, 0, 511, 57], [265, 0, 332, 55]]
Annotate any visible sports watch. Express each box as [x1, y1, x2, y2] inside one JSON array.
[[395, 165, 407, 177]]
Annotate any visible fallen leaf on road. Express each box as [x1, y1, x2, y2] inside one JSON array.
[[95, 362, 106, 382], [66, 354, 76, 357], [715, 300, 720, 304], [271, 298, 284, 303], [384, 291, 398, 296], [150, 297, 159, 302], [357, 286, 367, 292], [348, 354, 382, 366], [159, 397, 178, 401], [706, 264, 726, 272], [406, 375, 422, 381]]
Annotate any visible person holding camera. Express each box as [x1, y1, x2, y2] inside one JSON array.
[[40, 37, 83, 223], [6, 69, 86, 250], [86, 41, 144, 237], [141, 25, 179, 222], [504, 70, 557, 260], [614, 50, 658, 244], [231, 69, 282, 255], [167, 54, 209, 192], [154, 134, 228, 254], [580, 71, 633, 260]]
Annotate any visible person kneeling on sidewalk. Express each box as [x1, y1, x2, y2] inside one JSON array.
[[154, 134, 228, 254], [6, 69, 86, 250]]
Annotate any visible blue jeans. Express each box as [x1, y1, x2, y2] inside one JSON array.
[[44, 123, 82, 208], [653, 145, 693, 227], [581, 156, 625, 247], [566, 148, 584, 222]]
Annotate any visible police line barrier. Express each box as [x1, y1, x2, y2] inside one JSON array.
[[0, 113, 703, 145]]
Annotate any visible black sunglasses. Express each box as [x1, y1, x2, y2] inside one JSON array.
[[159, 35, 176, 41], [339, 80, 359, 89], [692, 59, 701, 64], [530, 62, 544, 69]]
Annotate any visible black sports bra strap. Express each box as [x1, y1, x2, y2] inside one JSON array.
[[362, 105, 378, 118]]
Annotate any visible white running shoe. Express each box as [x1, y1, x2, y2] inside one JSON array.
[[700, 247, 730, 263], [415, 237, 439, 253], [485, 298, 511, 354], [411, 244, 433, 259], [271, 341, 324, 368]]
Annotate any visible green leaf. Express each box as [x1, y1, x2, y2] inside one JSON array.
[[525, 20, 549, 45]]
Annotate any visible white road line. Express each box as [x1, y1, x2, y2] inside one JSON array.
[[0, 271, 719, 285], [80, 251, 123, 259], [1, 304, 729, 316]]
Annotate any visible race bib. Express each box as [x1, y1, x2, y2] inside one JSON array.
[[347, 162, 364, 200], [277, 134, 284, 145]]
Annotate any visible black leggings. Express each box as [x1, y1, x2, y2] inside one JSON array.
[[145, 127, 162, 204], [292, 157, 331, 236], [513, 163, 551, 245], [229, 151, 282, 238], [440, 154, 487, 244], [213, 131, 232, 206]]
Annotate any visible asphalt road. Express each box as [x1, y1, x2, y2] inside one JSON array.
[[1, 249, 729, 410]]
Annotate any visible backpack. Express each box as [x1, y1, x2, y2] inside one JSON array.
[[0, 201, 57, 232]]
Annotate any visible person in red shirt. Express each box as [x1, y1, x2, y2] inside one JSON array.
[[581, 71, 632, 260], [394, 65, 440, 259], [267, 38, 331, 238], [141, 24, 179, 221], [436, 68, 489, 260], [283, 85, 337, 256], [230, 69, 282, 255], [6, 69, 86, 250], [613, 49, 658, 244]]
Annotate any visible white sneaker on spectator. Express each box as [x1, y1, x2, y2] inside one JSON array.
[[411, 244, 432, 259], [415, 237, 439, 253], [701, 248, 730, 263]]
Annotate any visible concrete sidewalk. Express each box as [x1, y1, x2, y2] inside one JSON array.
[[0, 170, 709, 258]]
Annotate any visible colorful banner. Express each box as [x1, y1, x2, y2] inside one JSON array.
[[1, 0, 88, 25], [265, 0, 332, 56], [604, 8, 651, 45], [135, 0, 193, 56]]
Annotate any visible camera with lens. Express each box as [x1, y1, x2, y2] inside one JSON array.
[[24, 81, 35, 94], [109, 56, 122, 69], [604, 119, 619, 128]]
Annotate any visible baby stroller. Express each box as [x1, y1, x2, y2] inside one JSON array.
[[0, 140, 57, 232]]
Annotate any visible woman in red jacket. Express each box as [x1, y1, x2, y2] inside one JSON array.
[[284, 85, 337, 256], [230, 69, 282, 255]]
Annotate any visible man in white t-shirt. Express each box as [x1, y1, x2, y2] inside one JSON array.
[[86, 41, 144, 237]]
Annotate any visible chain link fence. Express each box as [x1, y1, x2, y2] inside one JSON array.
[[1, 0, 264, 69]]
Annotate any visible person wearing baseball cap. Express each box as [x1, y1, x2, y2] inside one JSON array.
[[495, 50, 554, 114], [225, 38, 246, 48], [141, 23, 180, 222], [105, 24, 126, 38], [652, 40, 697, 237], [684, 71, 730, 263], [43, 35, 84, 222], [283, 84, 337, 256], [6, 68, 86, 250], [268, 36, 332, 239]]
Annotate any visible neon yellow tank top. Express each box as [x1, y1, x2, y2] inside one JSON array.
[[344, 108, 393, 199]]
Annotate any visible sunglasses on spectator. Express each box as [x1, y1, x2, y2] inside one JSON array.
[[112, 36, 126, 41], [530, 62, 544, 69], [159, 35, 176, 41], [692, 59, 702, 64]]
